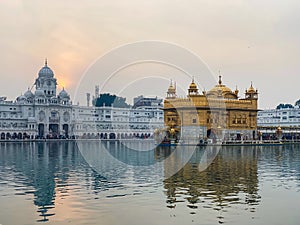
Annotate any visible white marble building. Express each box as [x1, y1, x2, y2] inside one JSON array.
[[257, 102, 300, 139], [0, 61, 164, 140], [257, 103, 300, 127]]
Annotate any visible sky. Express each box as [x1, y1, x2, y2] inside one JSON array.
[[0, 0, 300, 109]]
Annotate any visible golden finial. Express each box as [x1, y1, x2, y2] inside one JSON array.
[[218, 70, 222, 85]]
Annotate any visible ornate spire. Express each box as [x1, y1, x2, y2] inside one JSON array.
[[45, 58, 48, 66], [217, 70, 222, 85], [167, 79, 176, 98], [234, 85, 239, 96]]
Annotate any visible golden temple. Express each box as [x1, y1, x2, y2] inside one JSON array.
[[163, 76, 259, 141]]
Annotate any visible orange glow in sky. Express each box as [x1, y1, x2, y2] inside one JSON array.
[[56, 75, 68, 89]]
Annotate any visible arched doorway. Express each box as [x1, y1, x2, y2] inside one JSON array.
[[38, 124, 45, 138], [49, 124, 59, 138], [62, 124, 69, 138], [109, 133, 116, 139], [17, 133, 22, 139], [1, 133, 5, 140], [6, 133, 11, 140], [207, 129, 217, 143]]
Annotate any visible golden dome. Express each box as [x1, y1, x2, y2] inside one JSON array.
[[208, 76, 232, 94], [168, 84, 175, 91], [208, 85, 232, 94], [167, 80, 176, 93], [247, 82, 256, 93], [189, 81, 197, 89], [188, 78, 199, 96], [207, 75, 237, 99]]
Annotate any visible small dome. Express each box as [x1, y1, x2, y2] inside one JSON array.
[[167, 80, 176, 96], [24, 89, 34, 99], [247, 83, 256, 93], [168, 84, 175, 91], [58, 88, 70, 99], [35, 88, 45, 98], [188, 78, 199, 95], [38, 59, 54, 78], [16, 94, 27, 102], [189, 82, 197, 89]]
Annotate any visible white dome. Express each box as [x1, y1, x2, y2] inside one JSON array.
[[38, 59, 54, 78], [24, 89, 34, 99], [17, 95, 27, 102], [58, 88, 70, 99]]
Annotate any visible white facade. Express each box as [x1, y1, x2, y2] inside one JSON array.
[[257, 105, 300, 128], [257, 103, 300, 140], [0, 61, 164, 140], [72, 105, 163, 139]]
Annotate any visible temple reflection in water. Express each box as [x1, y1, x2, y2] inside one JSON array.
[[0, 142, 79, 222], [0, 142, 300, 224], [163, 146, 261, 217]]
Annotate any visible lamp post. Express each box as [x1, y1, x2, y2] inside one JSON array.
[[169, 128, 176, 145], [276, 126, 283, 142], [217, 125, 223, 144]]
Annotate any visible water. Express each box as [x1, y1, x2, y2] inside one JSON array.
[[0, 141, 299, 225]]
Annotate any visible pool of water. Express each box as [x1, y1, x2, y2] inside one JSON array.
[[0, 141, 299, 225]]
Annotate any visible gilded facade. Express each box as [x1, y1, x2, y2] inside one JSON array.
[[163, 76, 259, 140]]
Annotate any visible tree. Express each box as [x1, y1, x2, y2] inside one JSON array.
[[276, 103, 294, 109], [95, 93, 130, 108]]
